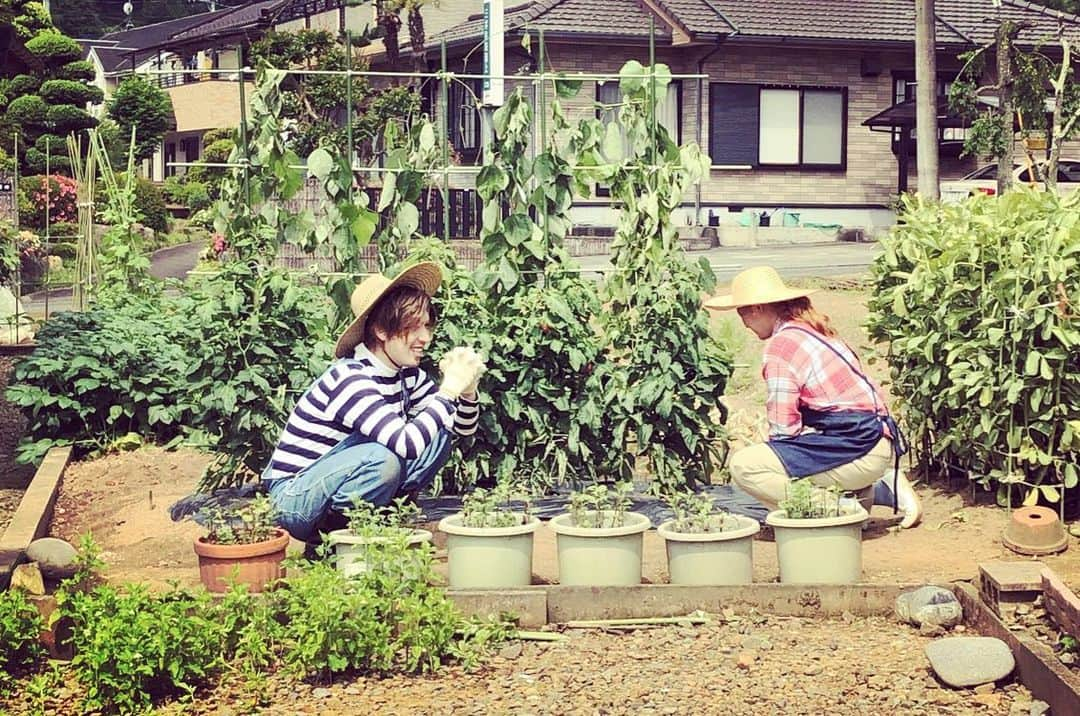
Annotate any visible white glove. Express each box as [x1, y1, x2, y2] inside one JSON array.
[[439, 347, 486, 399]]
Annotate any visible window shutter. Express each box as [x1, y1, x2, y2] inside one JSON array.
[[709, 82, 759, 166]]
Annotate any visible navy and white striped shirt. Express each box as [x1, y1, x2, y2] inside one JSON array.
[[265, 345, 479, 481]]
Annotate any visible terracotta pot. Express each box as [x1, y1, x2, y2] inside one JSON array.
[[193, 527, 290, 593]]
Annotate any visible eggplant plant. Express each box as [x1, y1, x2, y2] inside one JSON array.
[[459, 483, 533, 528], [778, 478, 855, 519], [665, 491, 740, 533], [567, 481, 634, 528]]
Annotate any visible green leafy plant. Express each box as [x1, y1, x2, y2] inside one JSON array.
[[866, 190, 1079, 503], [567, 481, 634, 528], [777, 478, 851, 519], [343, 495, 424, 538], [107, 76, 174, 162], [460, 482, 533, 528], [665, 491, 739, 533], [0, 588, 47, 695], [201, 495, 280, 545]]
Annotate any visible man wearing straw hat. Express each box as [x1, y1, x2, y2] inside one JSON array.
[[704, 266, 921, 528], [262, 261, 486, 543]]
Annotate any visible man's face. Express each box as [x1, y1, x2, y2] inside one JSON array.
[[379, 320, 434, 368]]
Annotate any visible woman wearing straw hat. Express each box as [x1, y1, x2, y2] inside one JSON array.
[[704, 266, 921, 528], [262, 261, 487, 543]]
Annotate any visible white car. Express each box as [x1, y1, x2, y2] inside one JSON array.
[[939, 160, 1080, 202]]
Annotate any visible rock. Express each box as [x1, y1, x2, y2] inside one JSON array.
[[1059, 651, 1076, 666], [10, 562, 45, 595], [1029, 699, 1050, 716], [973, 683, 995, 694], [736, 651, 757, 670], [311, 687, 332, 699], [803, 665, 823, 676], [498, 642, 524, 660], [897, 586, 963, 629], [919, 623, 945, 638], [740, 635, 767, 651], [925, 637, 1015, 687], [26, 537, 79, 580]]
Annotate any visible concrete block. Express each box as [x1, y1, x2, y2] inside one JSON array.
[[447, 588, 548, 629], [980, 560, 1046, 617]]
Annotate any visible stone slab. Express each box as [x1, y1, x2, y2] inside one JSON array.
[[0, 447, 71, 589], [544, 583, 927, 624], [980, 561, 1047, 592], [447, 588, 548, 629], [954, 581, 1080, 715], [925, 636, 1015, 687]]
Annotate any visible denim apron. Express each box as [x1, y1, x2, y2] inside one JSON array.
[[765, 326, 908, 505]]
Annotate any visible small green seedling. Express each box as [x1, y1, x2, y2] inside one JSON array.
[[343, 495, 424, 539], [460, 482, 533, 528], [666, 491, 740, 533], [203, 495, 279, 545], [778, 478, 856, 519], [568, 481, 634, 528]]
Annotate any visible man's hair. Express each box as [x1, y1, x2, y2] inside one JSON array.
[[363, 285, 437, 346]]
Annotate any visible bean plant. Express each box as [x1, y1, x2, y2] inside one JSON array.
[[568, 481, 634, 528], [0, 588, 46, 696], [343, 495, 424, 538], [666, 491, 740, 533]]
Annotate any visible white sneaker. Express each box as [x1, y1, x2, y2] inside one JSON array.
[[892, 470, 923, 529]]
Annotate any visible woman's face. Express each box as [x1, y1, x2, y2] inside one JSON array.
[[737, 304, 777, 340], [375, 320, 434, 369]]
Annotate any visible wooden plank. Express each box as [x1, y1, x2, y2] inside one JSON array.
[[0, 446, 72, 589]]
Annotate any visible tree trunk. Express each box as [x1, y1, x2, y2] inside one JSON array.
[[997, 22, 1016, 196], [915, 0, 939, 199]]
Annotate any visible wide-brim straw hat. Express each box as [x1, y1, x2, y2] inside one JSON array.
[[703, 266, 816, 311], [333, 261, 443, 359]]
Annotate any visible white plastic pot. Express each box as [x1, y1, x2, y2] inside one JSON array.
[[549, 511, 651, 586], [765, 508, 868, 584], [327, 528, 433, 578], [437, 513, 540, 589], [657, 516, 760, 585]]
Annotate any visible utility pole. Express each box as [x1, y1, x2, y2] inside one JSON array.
[[915, 0, 939, 199]]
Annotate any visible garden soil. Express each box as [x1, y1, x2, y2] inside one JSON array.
[[0, 356, 33, 534]]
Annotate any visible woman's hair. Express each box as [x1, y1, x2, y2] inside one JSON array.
[[364, 285, 438, 346], [771, 296, 836, 337]]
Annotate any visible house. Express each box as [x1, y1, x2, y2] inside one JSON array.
[[80, 0, 478, 182], [413, 0, 1080, 234]]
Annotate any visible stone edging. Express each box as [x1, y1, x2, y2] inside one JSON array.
[[0, 446, 71, 589], [954, 580, 1080, 714], [1042, 567, 1080, 641]]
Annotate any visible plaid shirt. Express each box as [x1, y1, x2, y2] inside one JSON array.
[[762, 320, 890, 438]]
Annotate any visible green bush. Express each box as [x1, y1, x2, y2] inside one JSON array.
[[32, 133, 67, 154], [108, 77, 173, 162], [8, 74, 40, 96], [163, 176, 211, 210], [5, 94, 47, 125], [867, 189, 1080, 504], [45, 103, 96, 133], [39, 78, 103, 106], [23, 148, 71, 174], [0, 589, 46, 695], [49, 242, 77, 259], [61, 583, 223, 714], [7, 299, 193, 463], [60, 60, 95, 81], [134, 176, 168, 233], [24, 32, 82, 65], [47, 222, 80, 242]]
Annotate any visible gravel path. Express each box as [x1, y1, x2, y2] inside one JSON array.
[[132, 614, 1036, 715]]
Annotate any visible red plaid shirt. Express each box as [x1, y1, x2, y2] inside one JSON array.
[[762, 320, 890, 438]]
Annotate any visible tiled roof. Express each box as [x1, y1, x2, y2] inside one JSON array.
[[429, 0, 671, 48], [83, 7, 233, 71], [166, 0, 287, 44], [431, 0, 1080, 49]]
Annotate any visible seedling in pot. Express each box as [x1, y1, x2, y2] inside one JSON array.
[[778, 478, 856, 519], [202, 495, 279, 545], [665, 491, 740, 533], [460, 482, 533, 528], [343, 496, 424, 539], [568, 481, 634, 528]]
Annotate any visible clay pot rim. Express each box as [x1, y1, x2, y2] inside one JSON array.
[[193, 527, 291, 559]]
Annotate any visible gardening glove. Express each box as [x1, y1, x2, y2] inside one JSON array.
[[438, 347, 485, 400], [461, 351, 487, 398]]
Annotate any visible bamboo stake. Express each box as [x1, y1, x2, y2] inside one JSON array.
[[563, 614, 710, 629], [512, 630, 569, 641]]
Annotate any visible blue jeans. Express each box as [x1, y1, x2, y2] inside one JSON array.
[[265, 430, 451, 542]]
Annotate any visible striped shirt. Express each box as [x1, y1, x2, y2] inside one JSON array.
[[265, 345, 479, 481], [763, 320, 890, 438]]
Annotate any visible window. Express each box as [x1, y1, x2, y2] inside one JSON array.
[[450, 77, 482, 161], [710, 83, 846, 169]]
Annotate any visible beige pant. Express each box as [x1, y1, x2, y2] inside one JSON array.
[[729, 437, 894, 510]]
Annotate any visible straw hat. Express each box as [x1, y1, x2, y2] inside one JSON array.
[[703, 266, 816, 311], [333, 262, 443, 359]]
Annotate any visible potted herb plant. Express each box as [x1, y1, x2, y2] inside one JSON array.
[[437, 483, 541, 589], [326, 497, 433, 579], [765, 478, 868, 584], [548, 482, 652, 586], [193, 495, 290, 593], [656, 491, 760, 585]]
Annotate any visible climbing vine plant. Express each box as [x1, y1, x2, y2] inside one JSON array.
[[570, 61, 732, 493]]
